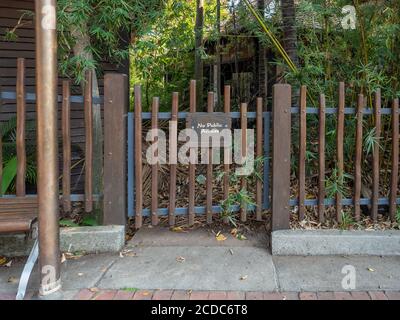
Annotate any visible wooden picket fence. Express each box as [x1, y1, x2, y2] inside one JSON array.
[[271, 83, 399, 230], [1, 59, 398, 232], [0, 57, 128, 227], [129, 80, 270, 229], [129, 81, 400, 231]]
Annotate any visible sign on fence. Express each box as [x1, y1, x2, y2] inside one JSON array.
[[186, 112, 231, 146]]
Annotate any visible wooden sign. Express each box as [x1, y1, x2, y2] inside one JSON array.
[[186, 112, 231, 146]]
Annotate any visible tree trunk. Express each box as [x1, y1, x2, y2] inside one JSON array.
[[256, 0, 268, 99], [195, 0, 204, 109], [70, 25, 103, 218], [215, 0, 222, 109], [281, 0, 298, 67]]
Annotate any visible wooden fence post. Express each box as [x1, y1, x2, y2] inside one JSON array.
[[103, 73, 128, 225], [272, 84, 291, 231]]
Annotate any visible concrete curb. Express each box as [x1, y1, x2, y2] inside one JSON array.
[[0, 225, 125, 257], [271, 230, 400, 256], [60, 225, 125, 254]]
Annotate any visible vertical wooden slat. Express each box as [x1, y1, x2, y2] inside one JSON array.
[[206, 92, 214, 224], [389, 98, 399, 221], [0, 85, 3, 196], [62, 81, 71, 212], [127, 112, 134, 218], [223, 85, 231, 224], [188, 80, 196, 226], [298, 85, 307, 220], [16, 58, 26, 197], [354, 94, 364, 221], [256, 97, 263, 221], [134, 85, 143, 229], [371, 89, 381, 221], [272, 84, 292, 231], [104, 74, 128, 226], [336, 82, 345, 222], [84, 70, 93, 212], [318, 94, 326, 222], [240, 102, 248, 222], [223, 86, 231, 199], [169, 92, 179, 226], [151, 97, 159, 226], [263, 112, 271, 210]]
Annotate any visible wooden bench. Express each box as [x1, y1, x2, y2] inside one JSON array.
[[0, 196, 39, 300], [0, 197, 38, 235]]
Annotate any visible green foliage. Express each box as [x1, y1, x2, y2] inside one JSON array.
[[56, 0, 164, 82], [219, 160, 262, 227], [59, 219, 80, 227], [2, 157, 18, 194], [396, 207, 400, 225], [131, 0, 219, 110], [287, 0, 400, 104], [363, 127, 381, 156], [59, 215, 99, 227], [81, 215, 99, 226], [339, 211, 355, 230], [325, 168, 352, 199], [0, 117, 37, 194]]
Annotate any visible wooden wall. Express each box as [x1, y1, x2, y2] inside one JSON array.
[[0, 0, 120, 194]]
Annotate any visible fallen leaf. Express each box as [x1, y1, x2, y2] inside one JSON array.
[[367, 267, 375, 272], [239, 275, 248, 281], [230, 228, 238, 236], [176, 256, 186, 263], [0, 257, 7, 266], [216, 234, 227, 241], [8, 276, 18, 283], [61, 254, 66, 263], [143, 291, 150, 296], [120, 249, 137, 258], [171, 226, 187, 233], [236, 234, 247, 241], [64, 251, 84, 260], [89, 287, 99, 292]]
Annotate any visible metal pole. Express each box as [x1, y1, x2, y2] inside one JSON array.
[[35, 0, 61, 297]]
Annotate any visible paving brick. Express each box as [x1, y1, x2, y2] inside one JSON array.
[[226, 291, 245, 300], [351, 292, 370, 300], [152, 290, 173, 300], [368, 291, 388, 300], [246, 291, 264, 300], [133, 290, 154, 300], [73, 289, 94, 300], [263, 292, 285, 300], [171, 290, 190, 300], [189, 291, 210, 300], [113, 290, 136, 300], [299, 292, 317, 300], [94, 290, 117, 300], [317, 292, 335, 300], [281, 292, 299, 300], [208, 292, 227, 300], [385, 291, 400, 300], [333, 292, 353, 300]]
